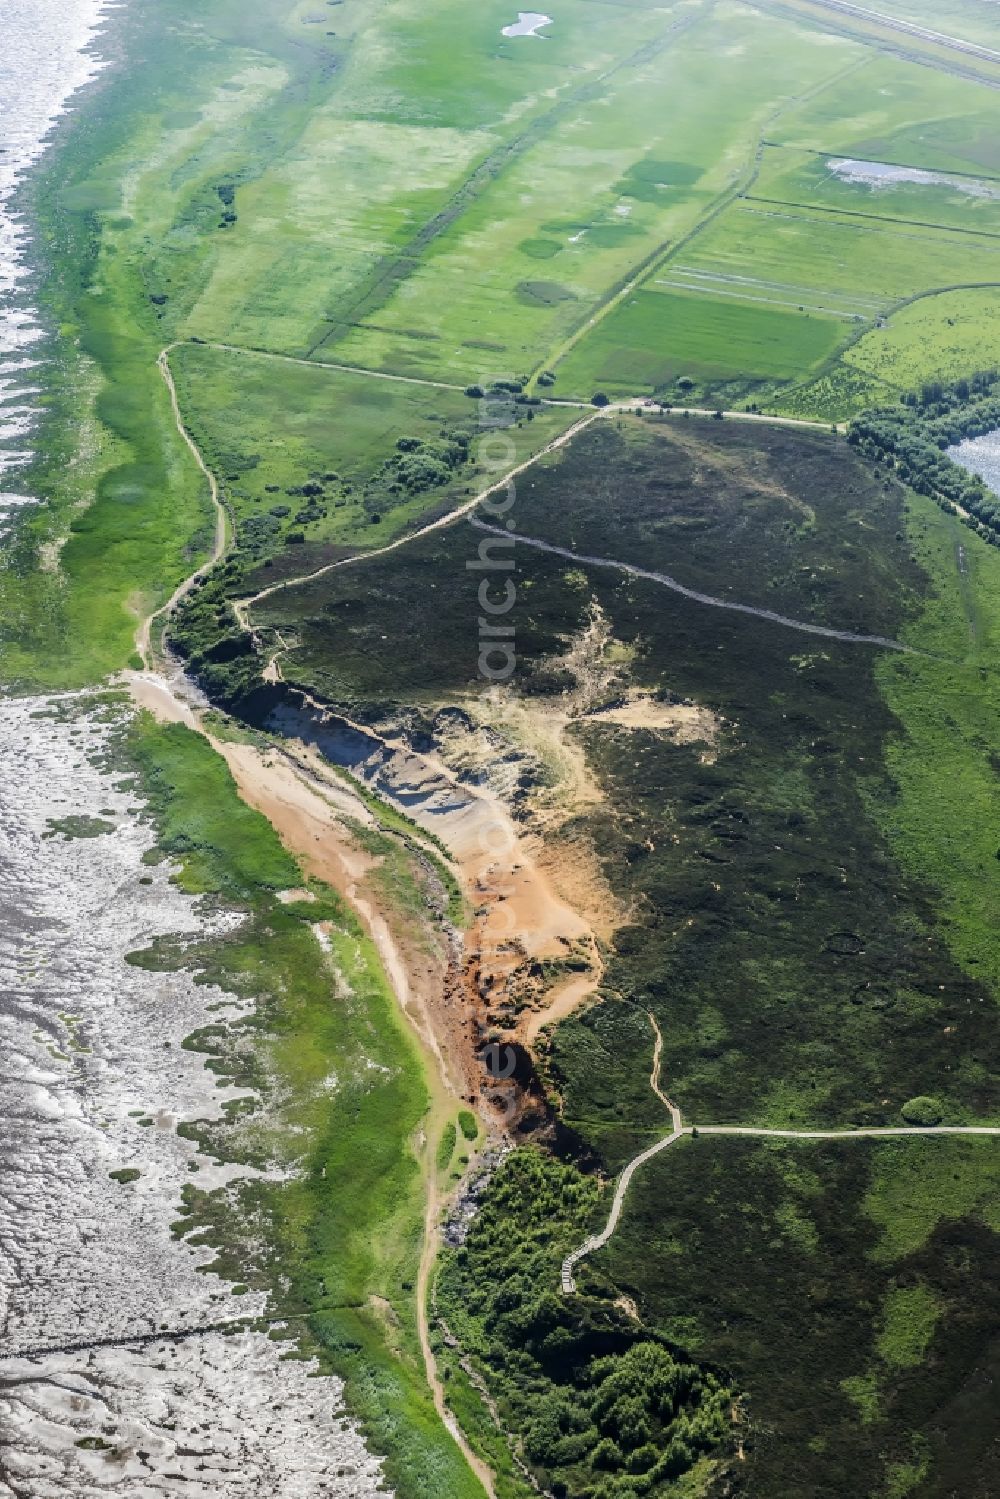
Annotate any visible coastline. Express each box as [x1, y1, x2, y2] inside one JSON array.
[[0, 5, 489, 1496], [0, 0, 114, 529]]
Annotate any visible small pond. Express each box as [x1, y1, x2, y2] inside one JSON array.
[[502, 12, 552, 37], [948, 430, 1000, 494], [828, 157, 1000, 199]]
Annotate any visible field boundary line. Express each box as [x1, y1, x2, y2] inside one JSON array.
[[535, 52, 871, 384], [183, 338, 467, 392]]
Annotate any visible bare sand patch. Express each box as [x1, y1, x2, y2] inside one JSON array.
[[586, 691, 722, 743]]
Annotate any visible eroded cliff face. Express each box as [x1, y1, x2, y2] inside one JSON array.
[[0, 693, 386, 1499]]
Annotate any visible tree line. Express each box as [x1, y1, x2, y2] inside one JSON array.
[[848, 370, 1000, 544]]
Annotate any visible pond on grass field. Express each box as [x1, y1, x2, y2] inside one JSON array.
[[827, 157, 1000, 199], [502, 11, 553, 37], [948, 430, 1000, 495]]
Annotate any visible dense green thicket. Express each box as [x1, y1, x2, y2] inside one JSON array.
[[361, 428, 473, 523], [848, 371, 1000, 541], [438, 1150, 737, 1498]]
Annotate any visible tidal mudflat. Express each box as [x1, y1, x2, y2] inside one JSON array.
[[0, 693, 385, 1498]]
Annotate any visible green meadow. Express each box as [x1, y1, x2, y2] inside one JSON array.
[[328, 4, 860, 382], [169, 342, 577, 565]]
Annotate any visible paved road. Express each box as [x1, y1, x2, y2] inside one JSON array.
[[804, 0, 1000, 66]]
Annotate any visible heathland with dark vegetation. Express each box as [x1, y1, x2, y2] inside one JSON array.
[[172, 413, 1000, 1495], [6, 0, 1000, 1493]]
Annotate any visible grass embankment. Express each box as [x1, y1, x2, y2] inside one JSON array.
[[876, 494, 1000, 990], [125, 713, 484, 1499]]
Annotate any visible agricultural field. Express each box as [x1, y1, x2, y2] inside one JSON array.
[[556, 49, 1000, 410], [324, 5, 862, 383], [843, 286, 1000, 388]]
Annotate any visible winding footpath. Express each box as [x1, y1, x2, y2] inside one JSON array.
[[560, 1023, 1000, 1294], [234, 407, 605, 624], [234, 401, 841, 624], [136, 348, 228, 666], [562, 1014, 682, 1294]]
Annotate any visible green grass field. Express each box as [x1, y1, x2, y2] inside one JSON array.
[[326, 4, 860, 382], [554, 285, 849, 395], [170, 341, 577, 563]]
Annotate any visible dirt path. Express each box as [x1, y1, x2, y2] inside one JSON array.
[[561, 1025, 1000, 1293], [418, 1182, 497, 1499], [136, 348, 228, 667], [561, 1012, 681, 1294], [471, 518, 916, 653], [234, 399, 846, 630], [234, 408, 603, 624]]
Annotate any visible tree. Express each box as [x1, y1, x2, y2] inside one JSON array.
[[901, 1095, 943, 1126], [592, 391, 610, 407]]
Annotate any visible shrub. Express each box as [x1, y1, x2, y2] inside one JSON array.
[[436, 1121, 457, 1170], [901, 1095, 943, 1126]]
